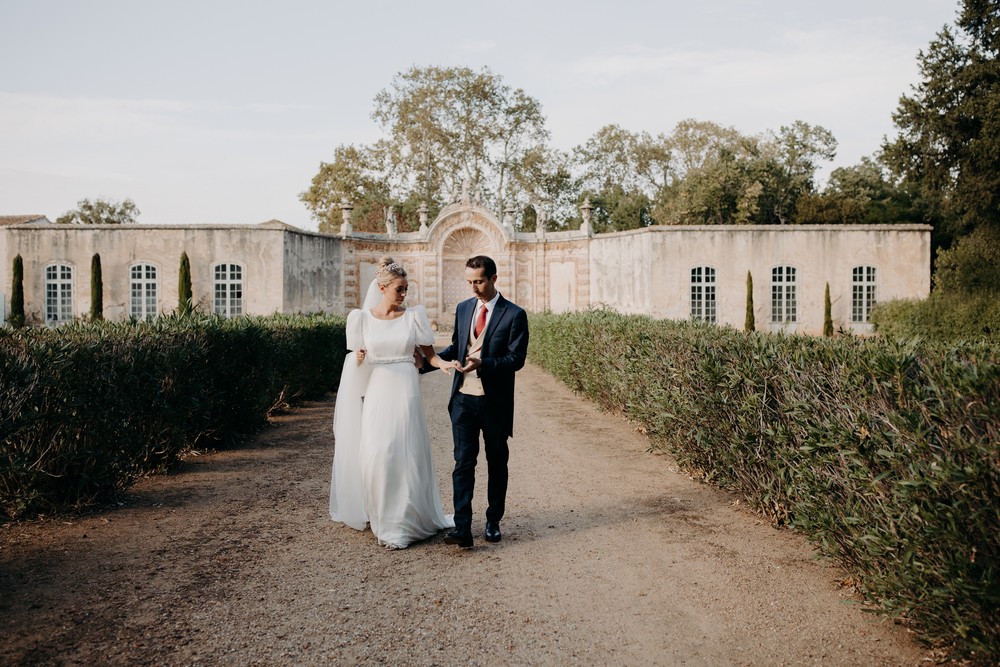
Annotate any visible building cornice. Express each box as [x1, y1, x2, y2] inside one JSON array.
[[600, 223, 933, 238]]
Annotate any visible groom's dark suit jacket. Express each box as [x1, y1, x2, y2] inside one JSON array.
[[429, 294, 529, 438]]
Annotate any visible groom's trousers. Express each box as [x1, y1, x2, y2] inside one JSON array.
[[450, 392, 509, 531]]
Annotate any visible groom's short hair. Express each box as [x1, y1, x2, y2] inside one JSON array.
[[466, 255, 497, 278]]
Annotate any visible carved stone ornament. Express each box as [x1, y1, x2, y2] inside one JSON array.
[[385, 206, 398, 238], [339, 198, 354, 236], [503, 202, 516, 229], [580, 196, 594, 236], [418, 201, 429, 234], [443, 227, 492, 258], [535, 205, 547, 238]]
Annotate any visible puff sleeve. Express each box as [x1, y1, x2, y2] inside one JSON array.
[[412, 306, 435, 347], [346, 309, 364, 350]]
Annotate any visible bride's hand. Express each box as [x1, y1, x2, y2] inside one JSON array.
[[439, 360, 463, 376], [356, 349, 366, 366]]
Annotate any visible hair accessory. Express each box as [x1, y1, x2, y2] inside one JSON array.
[[376, 262, 403, 276]]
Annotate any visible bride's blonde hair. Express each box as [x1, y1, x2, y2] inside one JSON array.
[[375, 255, 407, 287]]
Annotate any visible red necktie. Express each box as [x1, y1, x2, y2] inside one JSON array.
[[474, 304, 488, 338]]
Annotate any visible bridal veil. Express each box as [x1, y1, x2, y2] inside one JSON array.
[[328, 279, 382, 529]]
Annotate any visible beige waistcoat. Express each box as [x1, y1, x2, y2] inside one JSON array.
[[458, 325, 487, 396]]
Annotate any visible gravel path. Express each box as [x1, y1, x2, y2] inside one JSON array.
[[1, 357, 932, 666]]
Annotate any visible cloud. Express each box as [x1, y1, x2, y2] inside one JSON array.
[[523, 18, 926, 188], [0, 93, 336, 177], [456, 38, 497, 53], [0, 93, 315, 141]]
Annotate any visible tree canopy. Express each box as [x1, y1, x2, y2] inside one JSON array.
[[303, 64, 945, 234], [301, 66, 551, 233], [882, 0, 1000, 240], [56, 198, 140, 225]]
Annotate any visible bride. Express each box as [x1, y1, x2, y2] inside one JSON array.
[[329, 256, 461, 549]]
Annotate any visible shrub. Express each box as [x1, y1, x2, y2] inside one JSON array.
[[90, 254, 103, 321], [0, 313, 346, 519], [934, 227, 1000, 295], [9, 254, 24, 329], [528, 309, 999, 657], [872, 292, 1000, 343], [823, 282, 833, 337], [178, 252, 193, 315]]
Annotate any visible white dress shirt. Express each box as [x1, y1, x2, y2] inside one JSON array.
[[469, 291, 501, 345]]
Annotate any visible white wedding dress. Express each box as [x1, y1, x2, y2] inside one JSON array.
[[329, 299, 454, 548]]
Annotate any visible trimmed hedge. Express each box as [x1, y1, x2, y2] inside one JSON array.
[[872, 292, 1000, 343], [0, 313, 346, 519], [528, 309, 999, 657]]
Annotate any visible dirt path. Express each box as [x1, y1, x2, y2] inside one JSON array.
[[1, 358, 932, 666]]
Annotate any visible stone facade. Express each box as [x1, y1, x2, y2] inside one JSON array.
[[588, 224, 931, 335], [334, 199, 592, 328], [1, 221, 343, 325], [1, 203, 931, 336]]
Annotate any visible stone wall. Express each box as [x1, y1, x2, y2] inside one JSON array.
[[0, 208, 932, 336], [282, 230, 345, 315], [589, 224, 932, 335], [1, 223, 343, 324]]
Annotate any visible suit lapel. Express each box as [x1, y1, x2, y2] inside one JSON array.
[[482, 295, 508, 347], [457, 298, 475, 360]]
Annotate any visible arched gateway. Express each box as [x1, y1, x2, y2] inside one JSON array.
[[339, 193, 543, 329]]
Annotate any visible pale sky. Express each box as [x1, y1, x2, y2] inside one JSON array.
[[1, 0, 959, 230]]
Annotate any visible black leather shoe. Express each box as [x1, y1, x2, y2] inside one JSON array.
[[444, 528, 473, 548], [484, 521, 501, 543]]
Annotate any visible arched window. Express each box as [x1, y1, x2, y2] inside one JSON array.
[[213, 263, 243, 317], [852, 266, 878, 323], [690, 267, 717, 323], [129, 264, 158, 319], [771, 266, 797, 324], [45, 264, 74, 324]]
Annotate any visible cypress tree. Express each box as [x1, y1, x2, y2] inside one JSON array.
[[10, 254, 24, 328], [178, 252, 193, 316], [823, 282, 833, 337], [90, 254, 104, 321], [745, 271, 755, 332]]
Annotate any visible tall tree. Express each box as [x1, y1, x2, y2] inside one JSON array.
[[932, 225, 1000, 294], [575, 124, 672, 198], [90, 254, 103, 321], [178, 252, 193, 316], [634, 119, 834, 226], [301, 145, 397, 234], [882, 0, 1000, 238], [57, 197, 140, 225], [301, 66, 550, 231], [823, 283, 833, 337], [671, 138, 770, 225], [795, 156, 934, 226], [745, 271, 755, 332], [512, 146, 579, 231], [9, 254, 24, 328], [574, 125, 671, 231], [765, 121, 837, 224]]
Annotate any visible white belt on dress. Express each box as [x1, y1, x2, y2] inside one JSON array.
[[368, 356, 414, 365]]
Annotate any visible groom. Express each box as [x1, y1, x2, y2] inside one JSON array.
[[423, 255, 529, 548]]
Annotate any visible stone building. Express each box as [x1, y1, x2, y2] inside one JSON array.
[[1, 192, 931, 335], [0, 220, 343, 326]]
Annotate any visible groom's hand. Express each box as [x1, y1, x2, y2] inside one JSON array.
[[412, 348, 424, 370], [460, 357, 482, 374]]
